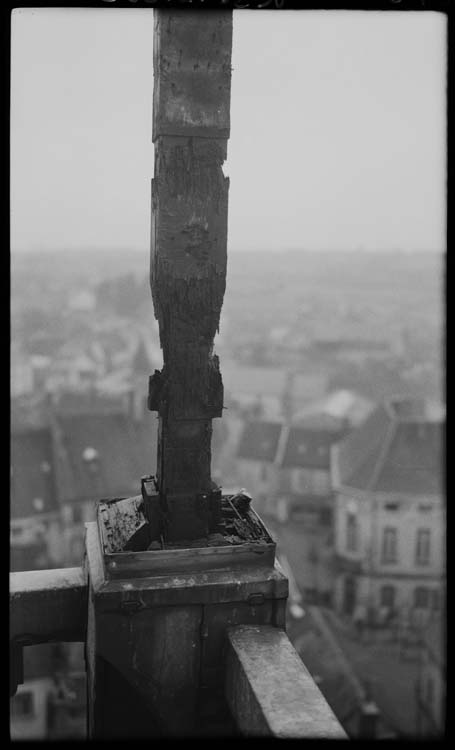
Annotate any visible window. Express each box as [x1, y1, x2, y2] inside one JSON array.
[[346, 512, 358, 552], [72, 505, 83, 524], [320, 507, 332, 526], [297, 470, 309, 493], [312, 470, 329, 495], [11, 690, 34, 718], [415, 529, 431, 566], [380, 585, 395, 609], [384, 502, 399, 511], [414, 586, 430, 608], [381, 527, 397, 563], [431, 589, 440, 611]]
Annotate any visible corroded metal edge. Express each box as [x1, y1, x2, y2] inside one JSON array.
[[85, 522, 288, 607]]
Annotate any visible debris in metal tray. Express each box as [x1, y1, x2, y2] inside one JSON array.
[[98, 496, 147, 554], [98, 490, 271, 554]]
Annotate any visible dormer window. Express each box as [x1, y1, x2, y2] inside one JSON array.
[[415, 529, 431, 566]]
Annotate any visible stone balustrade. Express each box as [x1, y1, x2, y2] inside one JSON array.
[[10, 566, 346, 738]]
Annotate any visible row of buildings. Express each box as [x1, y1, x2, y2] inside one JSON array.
[[10, 364, 444, 737], [11, 404, 158, 573], [234, 395, 444, 629], [233, 393, 445, 737], [10, 346, 159, 739]]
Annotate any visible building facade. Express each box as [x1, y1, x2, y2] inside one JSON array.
[[332, 398, 444, 624], [236, 418, 345, 524], [236, 420, 282, 507]]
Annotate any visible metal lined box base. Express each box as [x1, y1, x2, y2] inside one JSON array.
[[97, 494, 276, 580]]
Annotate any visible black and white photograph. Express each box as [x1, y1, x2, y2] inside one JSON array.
[[9, 1, 446, 739]]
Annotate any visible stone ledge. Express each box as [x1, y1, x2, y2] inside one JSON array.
[[225, 624, 347, 738], [10, 567, 87, 644]]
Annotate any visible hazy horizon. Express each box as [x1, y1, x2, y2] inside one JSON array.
[[11, 8, 447, 255], [10, 247, 446, 259]]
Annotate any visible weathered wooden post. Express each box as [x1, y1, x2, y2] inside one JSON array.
[[148, 9, 231, 542], [85, 10, 288, 738]]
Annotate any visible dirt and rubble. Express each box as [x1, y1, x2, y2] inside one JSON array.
[[163, 494, 272, 549], [99, 492, 272, 555]]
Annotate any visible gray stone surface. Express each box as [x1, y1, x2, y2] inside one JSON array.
[[226, 624, 347, 738]]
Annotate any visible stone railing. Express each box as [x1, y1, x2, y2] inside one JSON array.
[[10, 567, 87, 696], [226, 624, 346, 737], [10, 567, 346, 739]]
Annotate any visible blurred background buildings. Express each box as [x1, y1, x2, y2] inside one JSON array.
[[10, 248, 445, 739]]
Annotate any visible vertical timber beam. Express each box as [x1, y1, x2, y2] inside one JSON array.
[[150, 10, 232, 541]]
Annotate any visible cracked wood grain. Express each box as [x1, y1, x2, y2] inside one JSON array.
[[150, 10, 233, 541]]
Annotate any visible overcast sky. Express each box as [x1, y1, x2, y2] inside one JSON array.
[[10, 8, 446, 254]]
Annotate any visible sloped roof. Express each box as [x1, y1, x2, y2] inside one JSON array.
[[336, 400, 444, 494], [11, 428, 59, 519], [53, 412, 158, 503], [294, 413, 347, 431], [54, 390, 125, 415], [281, 426, 343, 470], [237, 421, 282, 462]]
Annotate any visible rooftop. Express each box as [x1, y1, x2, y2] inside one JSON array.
[[11, 411, 158, 516], [11, 428, 58, 519], [281, 425, 344, 470], [53, 412, 158, 503], [237, 420, 282, 462], [336, 398, 444, 494]]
